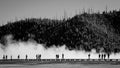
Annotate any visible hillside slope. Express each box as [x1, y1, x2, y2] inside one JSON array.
[[0, 10, 120, 54]]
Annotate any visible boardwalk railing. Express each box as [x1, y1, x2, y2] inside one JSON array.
[[0, 59, 120, 64]]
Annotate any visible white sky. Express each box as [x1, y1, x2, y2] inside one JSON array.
[[0, 0, 120, 24]]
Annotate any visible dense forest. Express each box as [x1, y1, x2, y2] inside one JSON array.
[[0, 10, 120, 54]]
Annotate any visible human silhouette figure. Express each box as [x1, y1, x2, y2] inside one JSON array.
[[11, 55, 12, 60], [99, 54, 101, 59], [56, 54, 59, 59], [18, 55, 20, 59], [104, 54, 106, 59], [3, 55, 5, 60], [62, 54, 64, 59], [107, 53, 110, 59], [101, 54, 104, 59], [39, 54, 41, 59], [6, 55, 7, 60], [26, 55, 28, 60], [88, 54, 90, 59], [36, 54, 41, 59]]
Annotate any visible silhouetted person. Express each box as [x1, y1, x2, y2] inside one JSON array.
[[105, 54, 106, 59], [101, 54, 104, 59], [26, 55, 28, 60], [3, 55, 5, 60], [36, 54, 41, 59], [104, 54, 106, 59], [39, 54, 41, 59], [56, 54, 59, 59], [88, 54, 90, 59], [11, 55, 12, 60], [62, 54, 64, 59], [107, 53, 110, 59], [6, 55, 7, 60], [99, 54, 101, 59], [18, 55, 20, 59]]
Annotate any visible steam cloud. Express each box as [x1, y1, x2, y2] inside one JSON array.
[[0, 35, 97, 59], [0, 35, 120, 59]]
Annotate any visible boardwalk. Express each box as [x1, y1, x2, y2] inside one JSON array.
[[0, 59, 120, 65], [0, 63, 120, 68]]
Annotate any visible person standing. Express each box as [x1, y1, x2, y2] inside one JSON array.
[[107, 53, 110, 59], [3, 55, 5, 60], [88, 54, 90, 59], [26, 54, 28, 60], [101, 54, 104, 59], [104, 54, 106, 60], [99, 54, 101, 59], [39, 54, 41, 59], [62, 54, 64, 59], [18, 55, 20, 59], [6, 55, 7, 60], [11, 55, 12, 61], [56, 54, 59, 59]]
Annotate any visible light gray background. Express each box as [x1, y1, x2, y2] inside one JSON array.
[[0, 0, 119, 25]]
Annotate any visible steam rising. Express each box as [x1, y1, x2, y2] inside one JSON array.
[[0, 35, 120, 59], [0, 35, 90, 59]]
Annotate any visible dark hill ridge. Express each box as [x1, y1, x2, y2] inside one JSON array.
[[0, 10, 120, 54]]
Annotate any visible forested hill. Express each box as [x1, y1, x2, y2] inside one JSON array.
[[0, 10, 120, 54]]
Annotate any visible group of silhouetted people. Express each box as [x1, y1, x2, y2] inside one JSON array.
[[2, 55, 7, 60], [36, 54, 41, 59], [2, 53, 110, 60], [99, 54, 106, 59], [2, 54, 28, 60], [98, 53, 110, 59], [2, 54, 64, 60], [3, 55, 13, 60], [88, 53, 110, 59], [56, 54, 64, 59]]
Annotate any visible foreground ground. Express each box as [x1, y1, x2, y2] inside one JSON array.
[[0, 64, 120, 68]]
